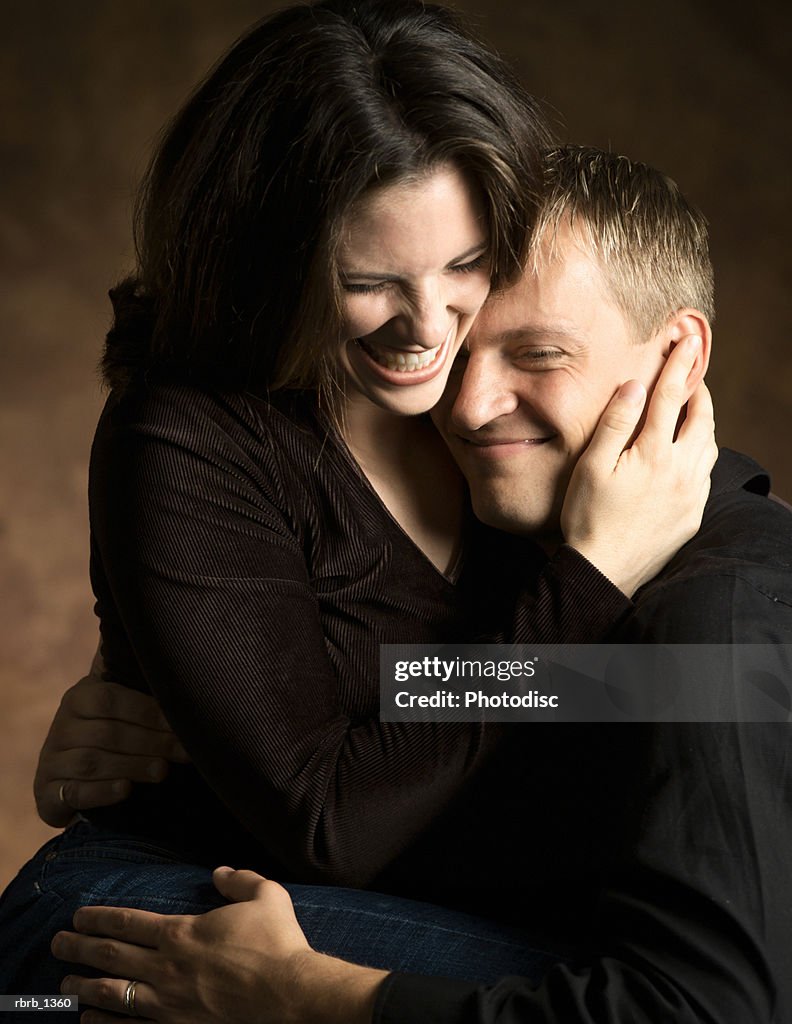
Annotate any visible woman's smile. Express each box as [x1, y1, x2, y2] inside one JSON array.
[[337, 163, 490, 416], [352, 323, 455, 385]]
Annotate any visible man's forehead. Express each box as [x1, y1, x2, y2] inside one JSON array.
[[468, 273, 584, 351], [474, 321, 581, 346], [467, 231, 620, 352]]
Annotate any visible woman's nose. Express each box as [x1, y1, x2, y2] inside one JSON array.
[[397, 284, 456, 350]]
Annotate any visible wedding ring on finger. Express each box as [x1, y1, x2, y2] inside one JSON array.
[[123, 979, 139, 1017], [58, 783, 68, 806]]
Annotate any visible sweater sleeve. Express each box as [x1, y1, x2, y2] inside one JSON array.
[[90, 388, 631, 888], [461, 525, 632, 645]]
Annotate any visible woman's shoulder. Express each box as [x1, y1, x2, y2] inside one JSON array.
[[97, 382, 330, 463], [92, 383, 360, 527]]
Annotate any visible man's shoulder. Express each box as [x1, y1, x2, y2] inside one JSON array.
[[656, 447, 791, 586], [622, 449, 792, 642]]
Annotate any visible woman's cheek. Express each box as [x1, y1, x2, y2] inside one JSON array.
[[339, 295, 391, 343]]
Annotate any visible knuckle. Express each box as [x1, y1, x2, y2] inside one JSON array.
[[95, 978, 118, 1004], [100, 939, 119, 963], [604, 415, 633, 434], [602, 406, 635, 431], [58, 686, 80, 714], [141, 699, 167, 729], [656, 380, 684, 407], [73, 750, 100, 779], [90, 720, 117, 747], [260, 877, 280, 896], [65, 678, 102, 716], [93, 682, 118, 718], [161, 915, 190, 947], [113, 907, 135, 932]]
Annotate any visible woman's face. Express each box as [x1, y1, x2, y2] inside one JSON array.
[[337, 163, 491, 417]]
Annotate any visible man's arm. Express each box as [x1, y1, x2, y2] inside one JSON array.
[[376, 558, 792, 1023], [54, 868, 387, 1024]]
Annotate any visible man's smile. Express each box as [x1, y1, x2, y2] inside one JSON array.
[[456, 435, 556, 458]]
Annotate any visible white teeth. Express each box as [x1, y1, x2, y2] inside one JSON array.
[[362, 341, 444, 373]]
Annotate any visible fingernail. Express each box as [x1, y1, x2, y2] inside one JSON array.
[[685, 335, 702, 353], [148, 760, 165, 780], [111, 779, 127, 795], [619, 380, 646, 404]]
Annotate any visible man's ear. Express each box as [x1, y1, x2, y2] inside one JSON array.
[[662, 309, 712, 399]]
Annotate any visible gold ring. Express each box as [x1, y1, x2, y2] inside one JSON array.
[[122, 979, 139, 1016]]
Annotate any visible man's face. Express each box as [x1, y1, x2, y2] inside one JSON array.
[[432, 224, 666, 540]]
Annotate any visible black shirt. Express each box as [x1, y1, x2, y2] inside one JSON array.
[[375, 450, 792, 1024], [88, 384, 628, 892]]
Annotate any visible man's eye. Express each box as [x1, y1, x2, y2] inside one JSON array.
[[517, 349, 562, 363]]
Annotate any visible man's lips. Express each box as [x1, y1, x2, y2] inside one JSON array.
[[455, 435, 556, 458]]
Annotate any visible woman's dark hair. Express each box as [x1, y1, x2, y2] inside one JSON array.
[[105, 0, 551, 398]]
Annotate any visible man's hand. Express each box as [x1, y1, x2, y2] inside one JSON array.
[[52, 868, 387, 1024], [35, 649, 189, 827]]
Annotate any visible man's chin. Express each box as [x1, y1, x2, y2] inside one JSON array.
[[469, 493, 560, 541]]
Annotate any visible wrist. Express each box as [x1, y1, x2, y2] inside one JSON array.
[[565, 536, 651, 598], [291, 949, 388, 1024]]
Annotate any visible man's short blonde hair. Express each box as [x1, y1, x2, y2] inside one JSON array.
[[531, 145, 715, 341]]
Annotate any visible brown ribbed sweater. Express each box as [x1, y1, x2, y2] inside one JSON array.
[[88, 384, 629, 899]]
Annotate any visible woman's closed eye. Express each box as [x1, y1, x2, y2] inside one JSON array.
[[341, 251, 489, 296], [342, 279, 391, 295], [449, 252, 489, 276]]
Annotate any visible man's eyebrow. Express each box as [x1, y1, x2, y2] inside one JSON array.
[[340, 240, 488, 281], [492, 323, 582, 345]]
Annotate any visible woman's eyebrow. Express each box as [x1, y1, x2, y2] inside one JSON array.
[[340, 240, 488, 281], [446, 240, 488, 266]]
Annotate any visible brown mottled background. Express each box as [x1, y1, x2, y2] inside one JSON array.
[[1, 1, 790, 886]]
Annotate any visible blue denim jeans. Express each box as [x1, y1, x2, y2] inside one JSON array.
[[0, 821, 564, 998]]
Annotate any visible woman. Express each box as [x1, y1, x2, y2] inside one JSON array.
[[0, 0, 712, 996]]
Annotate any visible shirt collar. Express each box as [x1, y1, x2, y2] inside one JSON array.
[[711, 448, 770, 499]]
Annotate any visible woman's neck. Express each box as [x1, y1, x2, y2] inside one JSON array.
[[342, 396, 467, 576]]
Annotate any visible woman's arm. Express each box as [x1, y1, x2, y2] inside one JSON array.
[[37, 344, 714, 880], [88, 385, 513, 885]]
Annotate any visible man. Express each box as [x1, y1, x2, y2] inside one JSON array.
[[50, 148, 792, 1022]]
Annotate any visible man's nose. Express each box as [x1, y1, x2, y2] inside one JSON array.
[[449, 353, 519, 432]]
